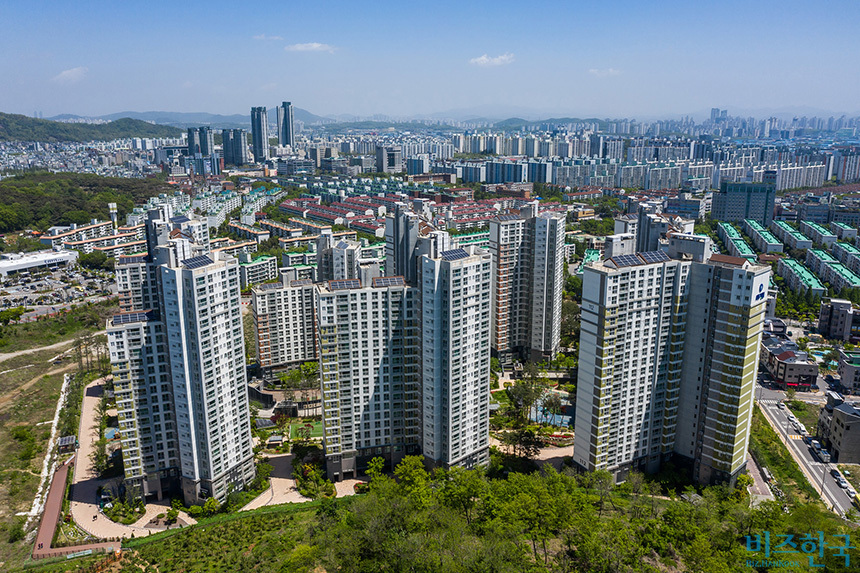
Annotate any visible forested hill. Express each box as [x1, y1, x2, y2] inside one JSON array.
[[0, 112, 183, 142], [0, 173, 174, 233]]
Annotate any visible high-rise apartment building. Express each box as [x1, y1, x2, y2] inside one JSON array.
[[277, 101, 295, 148], [574, 246, 770, 485], [252, 278, 318, 376], [489, 207, 565, 363], [251, 106, 269, 162], [221, 129, 249, 166], [187, 127, 214, 157], [109, 205, 255, 504], [711, 172, 776, 225], [420, 247, 492, 469], [316, 276, 421, 479]]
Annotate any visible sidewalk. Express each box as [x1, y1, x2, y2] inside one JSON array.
[[68, 379, 156, 539], [32, 457, 117, 559]]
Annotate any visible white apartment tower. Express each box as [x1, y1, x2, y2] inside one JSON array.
[[316, 277, 421, 480], [489, 207, 565, 363], [574, 247, 770, 485], [109, 205, 255, 504], [251, 278, 317, 376], [420, 247, 492, 469]]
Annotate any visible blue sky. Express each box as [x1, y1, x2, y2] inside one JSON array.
[[1, 0, 858, 120]]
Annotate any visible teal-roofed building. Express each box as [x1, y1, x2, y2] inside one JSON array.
[[777, 258, 826, 297]]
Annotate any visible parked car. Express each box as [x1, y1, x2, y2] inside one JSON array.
[[832, 468, 842, 479], [838, 477, 849, 489]]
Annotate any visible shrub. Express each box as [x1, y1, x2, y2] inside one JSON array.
[[7, 518, 24, 543]]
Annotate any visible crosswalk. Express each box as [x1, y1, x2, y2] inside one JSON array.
[[759, 399, 780, 405]]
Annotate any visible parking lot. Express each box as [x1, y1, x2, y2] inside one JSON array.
[[0, 268, 116, 313]]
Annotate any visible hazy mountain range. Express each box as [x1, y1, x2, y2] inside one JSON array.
[[47, 107, 331, 130]]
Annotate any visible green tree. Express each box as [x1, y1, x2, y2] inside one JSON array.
[[393, 456, 431, 509], [202, 496, 220, 517]]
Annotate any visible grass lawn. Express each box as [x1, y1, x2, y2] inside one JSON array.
[[289, 421, 324, 439], [0, 363, 72, 570], [786, 399, 821, 434], [749, 404, 818, 504], [837, 463, 860, 494], [243, 310, 256, 363], [0, 299, 117, 354]]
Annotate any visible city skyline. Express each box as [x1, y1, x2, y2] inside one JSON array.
[[2, 0, 860, 120]]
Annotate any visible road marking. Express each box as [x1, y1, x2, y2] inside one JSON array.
[[788, 435, 802, 440]]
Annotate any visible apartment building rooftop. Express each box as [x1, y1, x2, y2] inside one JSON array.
[[782, 258, 826, 289]]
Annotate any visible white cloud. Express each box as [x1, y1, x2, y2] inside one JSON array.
[[588, 68, 621, 78], [469, 53, 515, 67], [285, 42, 336, 53], [52, 66, 88, 84], [253, 34, 283, 41]]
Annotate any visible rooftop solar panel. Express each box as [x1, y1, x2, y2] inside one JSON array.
[[290, 279, 313, 287], [182, 255, 214, 270], [329, 278, 361, 291], [372, 276, 405, 288], [639, 250, 670, 264], [611, 254, 641, 268], [440, 248, 469, 261], [171, 215, 190, 224], [57, 436, 76, 447], [111, 310, 156, 325]]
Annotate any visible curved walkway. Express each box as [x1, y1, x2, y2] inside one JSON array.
[[42, 379, 347, 555], [68, 379, 194, 541]]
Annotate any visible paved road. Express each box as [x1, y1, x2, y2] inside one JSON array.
[[758, 397, 855, 516], [0, 338, 75, 365]]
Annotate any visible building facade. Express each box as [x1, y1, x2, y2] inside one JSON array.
[[574, 249, 770, 485], [109, 205, 255, 504], [251, 106, 269, 162]]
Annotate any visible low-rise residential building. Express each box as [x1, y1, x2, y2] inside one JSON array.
[[832, 241, 860, 275], [819, 262, 860, 292], [831, 221, 858, 242], [227, 221, 271, 244], [743, 219, 783, 253], [238, 253, 278, 289], [817, 393, 860, 463], [800, 220, 837, 247], [806, 248, 839, 275], [760, 335, 818, 391], [777, 258, 827, 297], [771, 220, 813, 250], [818, 298, 860, 342], [838, 350, 860, 394], [40, 220, 115, 248]]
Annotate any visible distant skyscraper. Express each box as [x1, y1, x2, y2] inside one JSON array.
[[250, 106, 269, 162], [187, 127, 214, 156], [277, 101, 295, 148], [221, 129, 249, 166]]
